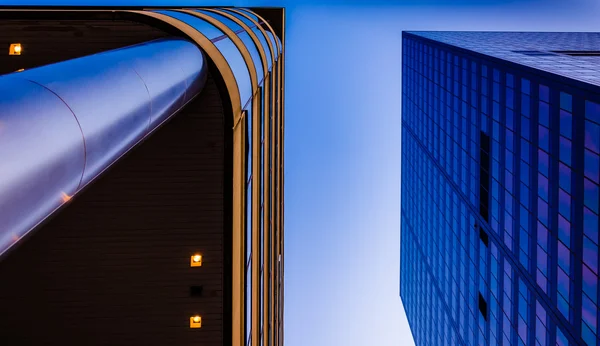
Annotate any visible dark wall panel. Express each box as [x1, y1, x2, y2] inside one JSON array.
[[0, 73, 226, 346], [0, 20, 168, 75]]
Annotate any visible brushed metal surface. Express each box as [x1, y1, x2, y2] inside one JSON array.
[[0, 78, 85, 253], [0, 37, 207, 256]]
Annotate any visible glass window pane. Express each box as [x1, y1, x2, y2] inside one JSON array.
[[586, 120, 600, 154], [584, 179, 599, 214], [585, 149, 600, 184], [583, 235, 598, 274], [583, 263, 598, 304], [560, 137, 572, 166], [559, 163, 571, 193], [539, 85, 549, 102], [586, 100, 600, 124], [521, 78, 530, 95], [560, 92, 572, 112], [560, 109, 572, 139], [584, 207, 599, 245]]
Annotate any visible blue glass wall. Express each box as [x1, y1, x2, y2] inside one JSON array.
[[400, 32, 600, 346]]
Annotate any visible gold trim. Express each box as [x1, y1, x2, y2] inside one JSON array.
[[251, 93, 261, 346], [277, 60, 283, 346], [211, 9, 280, 346], [123, 9, 246, 346], [223, 8, 276, 70], [171, 11, 260, 345], [259, 10, 285, 343], [175, 9, 258, 92], [277, 12, 285, 345], [271, 62, 278, 346], [203, 8, 270, 85], [224, 21, 279, 344], [262, 78, 271, 346], [236, 111, 247, 346], [279, 9, 285, 344], [270, 68, 276, 346], [127, 10, 243, 121], [239, 9, 281, 56]]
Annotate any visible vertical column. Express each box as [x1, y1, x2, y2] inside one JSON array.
[[252, 89, 261, 346], [262, 77, 271, 346], [236, 109, 248, 346], [273, 55, 280, 346], [270, 62, 277, 346], [279, 11, 286, 345], [277, 51, 284, 346]]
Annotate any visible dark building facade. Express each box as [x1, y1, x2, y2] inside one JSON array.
[[401, 32, 600, 346], [0, 7, 284, 346]]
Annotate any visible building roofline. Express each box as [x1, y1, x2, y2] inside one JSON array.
[[0, 6, 285, 52], [402, 31, 600, 97]]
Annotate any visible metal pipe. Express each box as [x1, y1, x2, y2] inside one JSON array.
[[0, 37, 208, 256]]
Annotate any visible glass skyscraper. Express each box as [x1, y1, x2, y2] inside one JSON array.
[[401, 32, 600, 346]]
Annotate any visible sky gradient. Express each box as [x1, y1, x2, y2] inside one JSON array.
[[282, 2, 600, 345], [3, 0, 600, 345]]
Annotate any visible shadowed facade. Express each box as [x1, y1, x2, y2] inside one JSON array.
[[0, 7, 284, 346]]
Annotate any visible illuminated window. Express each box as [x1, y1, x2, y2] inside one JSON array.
[[190, 254, 202, 267], [9, 43, 21, 55], [189, 315, 202, 328]]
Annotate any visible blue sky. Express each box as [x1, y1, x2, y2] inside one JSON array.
[[282, 2, 599, 345], [283, 1, 600, 345], [4, 0, 600, 344]]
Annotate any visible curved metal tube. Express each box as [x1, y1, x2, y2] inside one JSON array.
[[0, 37, 208, 256]]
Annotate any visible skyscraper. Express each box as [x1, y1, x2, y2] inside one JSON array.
[[0, 7, 284, 346], [401, 32, 600, 346]]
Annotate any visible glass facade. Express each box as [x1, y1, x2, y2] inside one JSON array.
[[241, 13, 284, 344], [401, 32, 600, 346], [199, 8, 284, 346]]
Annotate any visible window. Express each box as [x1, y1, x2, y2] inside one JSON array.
[[480, 132, 491, 221], [560, 109, 572, 139], [521, 78, 530, 95], [586, 100, 600, 125], [585, 120, 600, 154], [479, 292, 488, 320], [584, 207, 599, 245], [584, 149, 600, 184], [560, 92, 572, 112], [539, 85, 549, 102], [539, 101, 549, 127], [584, 179, 599, 214], [480, 226, 489, 246], [560, 137, 572, 166]]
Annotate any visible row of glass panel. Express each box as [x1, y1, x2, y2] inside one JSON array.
[[245, 59, 283, 346], [402, 35, 600, 346], [154, 7, 284, 345], [401, 129, 573, 346], [153, 8, 280, 111]]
